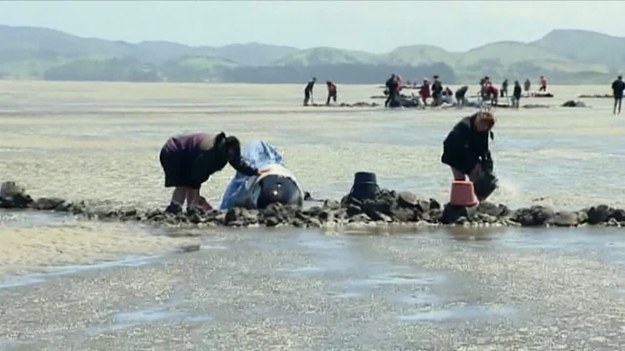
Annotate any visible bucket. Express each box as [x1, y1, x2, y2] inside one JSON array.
[[349, 172, 379, 200], [449, 180, 479, 206], [474, 171, 498, 201]]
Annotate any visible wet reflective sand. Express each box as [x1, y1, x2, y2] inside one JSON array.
[[1, 81, 624, 349], [1, 227, 624, 350]]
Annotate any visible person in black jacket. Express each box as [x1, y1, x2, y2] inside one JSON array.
[[612, 75, 625, 115], [441, 111, 496, 199]]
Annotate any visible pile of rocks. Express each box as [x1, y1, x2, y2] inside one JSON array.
[[2, 181, 625, 229]]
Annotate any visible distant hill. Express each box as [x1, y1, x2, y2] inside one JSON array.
[[532, 29, 625, 71], [0, 24, 622, 83]]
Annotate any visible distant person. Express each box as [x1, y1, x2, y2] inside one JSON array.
[[441, 111, 496, 200], [612, 75, 625, 115], [524, 78, 531, 92], [441, 86, 454, 104], [455, 86, 468, 107], [419, 79, 431, 106], [501, 79, 509, 98], [512, 80, 522, 109], [539, 76, 547, 92], [159, 132, 268, 214], [326, 81, 337, 105], [431, 75, 444, 106], [303, 77, 316, 106], [385, 74, 399, 107]]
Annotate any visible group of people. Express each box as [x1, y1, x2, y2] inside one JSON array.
[[158, 110, 497, 213], [303, 77, 337, 106], [478, 76, 523, 108]]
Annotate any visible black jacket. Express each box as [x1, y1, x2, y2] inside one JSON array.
[[189, 132, 257, 188], [444, 114, 493, 163]]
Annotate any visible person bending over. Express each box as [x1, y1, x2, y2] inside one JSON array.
[[441, 111, 495, 189], [159, 132, 268, 214], [326, 81, 337, 105]]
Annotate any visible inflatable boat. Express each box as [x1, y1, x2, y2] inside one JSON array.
[[219, 140, 304, 210]]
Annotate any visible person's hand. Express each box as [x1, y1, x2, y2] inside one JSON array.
[[257, 167, 272, 176]]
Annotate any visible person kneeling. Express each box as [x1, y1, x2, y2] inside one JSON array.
[[159, 132, 268, 214], [441, 111, 497, 201]]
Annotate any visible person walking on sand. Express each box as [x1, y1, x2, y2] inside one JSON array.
[[441, 111, 496, 200], [512, 80, 522, 109], [524, 78, 531, 92], [501, 79, 509, 98], [326, 81, 337, 105], [159, 132, 269, 214], [303, 77, 316, 106], [612, 75, 625, 115], [385, 74, 399, 107]]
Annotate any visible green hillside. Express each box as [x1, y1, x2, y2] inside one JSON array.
[[0, 24, 622, 83]]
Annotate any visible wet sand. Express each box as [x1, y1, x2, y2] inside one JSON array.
[[0, 214, 200, 276], [1, 81, 625, 349], [1, 227, 624, 350]]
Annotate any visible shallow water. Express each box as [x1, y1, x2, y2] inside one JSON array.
[[1, 81, 625, 349], [1, 81, 623, 210], [0, 227, 624, 349]]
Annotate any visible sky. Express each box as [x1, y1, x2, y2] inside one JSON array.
[[1, 1, 625, 53]]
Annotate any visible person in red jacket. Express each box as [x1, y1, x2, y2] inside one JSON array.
[[539, 76, 547, 92], [419, 79, 431, 106], [326, 81, 337, 105]]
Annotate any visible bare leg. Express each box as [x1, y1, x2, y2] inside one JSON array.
[[451, 167, 466, 181], [185, 188, 201, 209], [171, 187, 187, 205]]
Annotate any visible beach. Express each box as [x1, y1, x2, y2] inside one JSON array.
[[1, 81, 624, 349]]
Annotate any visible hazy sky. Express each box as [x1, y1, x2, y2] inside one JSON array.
[[2, 1, 624, 53]]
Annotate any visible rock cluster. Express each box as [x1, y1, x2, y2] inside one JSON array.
[[561, 100, 588, 108], [2, 181, 625, 229], [577, 94, 612, 98]]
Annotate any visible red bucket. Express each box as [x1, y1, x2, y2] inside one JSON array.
[[449, 180, 479, 206]]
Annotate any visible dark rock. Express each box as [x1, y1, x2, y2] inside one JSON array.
[[265, 216, 282, 227], [323, 199, 340, 210], [441, 204, 478, 224], [32, 197, 66, 211], [610, 208, 625, 221], [607, 218, 620, 227], [429, 199, 441, 210], [390, 207, 415, 222], [561, 100, 587, 108], [397, 191, 418, 207], [346, 204, 363, 217], [306, 217, 322, 228], [512, 206, 555, 226], [477, 202, 510, 218], [177, 244, 201, 253], [552, 211, 579, 227], [587, 205, 610, 224], [348, 213, 371, 223]]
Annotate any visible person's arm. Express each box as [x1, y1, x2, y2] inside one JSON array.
[[229, 156, 259, 177]]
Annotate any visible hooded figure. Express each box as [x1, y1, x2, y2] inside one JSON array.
[[220, 140, 304, 210]]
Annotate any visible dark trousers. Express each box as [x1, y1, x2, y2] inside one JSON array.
[[614, 96, 623, 114], [326, 91, 337, 105], [385, 90, 397, 107]]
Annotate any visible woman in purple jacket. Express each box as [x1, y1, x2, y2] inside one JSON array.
[[159, 132, 267, 214]]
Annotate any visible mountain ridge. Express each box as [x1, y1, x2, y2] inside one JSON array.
[[0, 24, 622, 83]]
